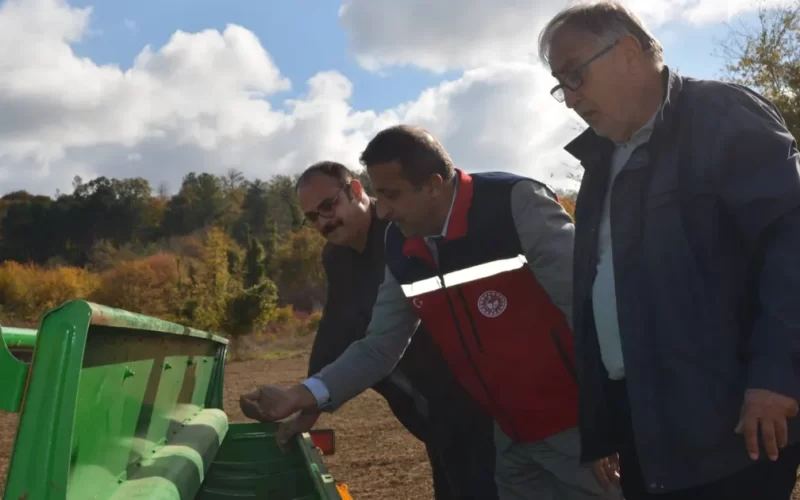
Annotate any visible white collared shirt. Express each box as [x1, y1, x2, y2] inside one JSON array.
[[423, 175, 460, 265]]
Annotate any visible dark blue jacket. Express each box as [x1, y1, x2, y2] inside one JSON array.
[[565, 66, 800, 493]]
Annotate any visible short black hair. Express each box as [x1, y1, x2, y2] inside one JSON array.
[[295, 161, 354, 192], [359, 125, 455, 186]]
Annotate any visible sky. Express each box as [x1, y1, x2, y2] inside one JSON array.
[[0, 0, 780, 197]]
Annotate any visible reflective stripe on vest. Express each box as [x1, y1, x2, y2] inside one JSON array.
[[400, 255, 527, 297]]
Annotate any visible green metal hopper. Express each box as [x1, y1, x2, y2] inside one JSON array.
[[0, 300, 345, 500]]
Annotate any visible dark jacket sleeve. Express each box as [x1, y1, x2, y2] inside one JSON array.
[[714, 87, 800, 401], [307, 246, 368, 377]]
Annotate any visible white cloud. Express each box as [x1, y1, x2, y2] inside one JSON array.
[[337, 0, 550, 74], [0, 0, 591, 198], [394, 63, 584, 186], [338, 0, 783, 73], [0, 0, 389, 195]]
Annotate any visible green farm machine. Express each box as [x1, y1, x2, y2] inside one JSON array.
[[0, 300, 350, 500]]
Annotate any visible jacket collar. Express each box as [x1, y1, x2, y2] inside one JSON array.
[[564, 65, 684, 167], [440, 168, 472, 241], [402, 168, 474, 260]]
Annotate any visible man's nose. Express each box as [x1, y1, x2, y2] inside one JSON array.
[[564, 89, 580, 109]]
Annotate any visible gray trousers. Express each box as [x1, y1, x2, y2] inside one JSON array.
[[494, 423, 623, 500]]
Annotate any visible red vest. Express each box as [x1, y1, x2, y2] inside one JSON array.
[[385, 170, 578, 442]]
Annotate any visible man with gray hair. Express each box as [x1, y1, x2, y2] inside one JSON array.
[[539, 1, 800, 499]]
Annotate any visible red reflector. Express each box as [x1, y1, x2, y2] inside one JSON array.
[[309, 429, 335, 455]]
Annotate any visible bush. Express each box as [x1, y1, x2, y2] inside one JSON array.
[[224, 279, 279, 336], [89, 253, 182, 321], [271, 306, 296, 327], [0, 261, 99, 323]]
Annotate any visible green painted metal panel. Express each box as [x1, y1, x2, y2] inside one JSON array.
[[0, 325, 32, 412], [5, 300, 93, 499], [145, 356, 190, 449], [190, 357, 216, 407], [68, 360, 155, 499], [86, 303, 228, 345], [3, 300, 230, 500], [1, 326, 37, 349], [204, 345, 227, 411]]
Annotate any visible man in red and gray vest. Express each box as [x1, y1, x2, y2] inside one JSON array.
[[240, 125, 621, 499], [283, 160, 498, 499]]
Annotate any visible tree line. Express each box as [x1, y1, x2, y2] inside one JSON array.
[[0, 164, 569, 344], [0, 170, 366, 344]]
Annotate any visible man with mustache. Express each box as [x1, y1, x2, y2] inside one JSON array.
[[276, 160, 498, 500], [241, 128, 622, 499]]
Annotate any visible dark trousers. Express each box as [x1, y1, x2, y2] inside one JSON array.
[[606, 379, 800, 499], [377, 378, 498, 499], [425, 393, 498, 500]]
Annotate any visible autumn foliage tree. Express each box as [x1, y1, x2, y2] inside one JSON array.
[[178, 226, 235, 332], [90, 253, 183, 321], [272, 226, 327, 311], [717, 1, 800, 139]]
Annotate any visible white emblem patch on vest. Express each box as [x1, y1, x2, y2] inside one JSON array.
[[477, 290, 507, 318]]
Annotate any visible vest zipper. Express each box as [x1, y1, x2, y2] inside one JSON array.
[[455, 287, 483, 351], [549, 328, 578, 384], [432, 240, 521, 441]]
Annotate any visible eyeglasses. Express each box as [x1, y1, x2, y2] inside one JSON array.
[[550, 39, 620, 102], [302, 185, 348, 225]]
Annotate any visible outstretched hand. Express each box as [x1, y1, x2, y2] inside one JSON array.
[[239, 384, 317, 423]]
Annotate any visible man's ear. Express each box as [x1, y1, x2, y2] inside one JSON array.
[[426, 174, 444, 196], [349, 179, 364, 200]]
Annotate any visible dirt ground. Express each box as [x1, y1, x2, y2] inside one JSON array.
[[1, 352, 798, 499]]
